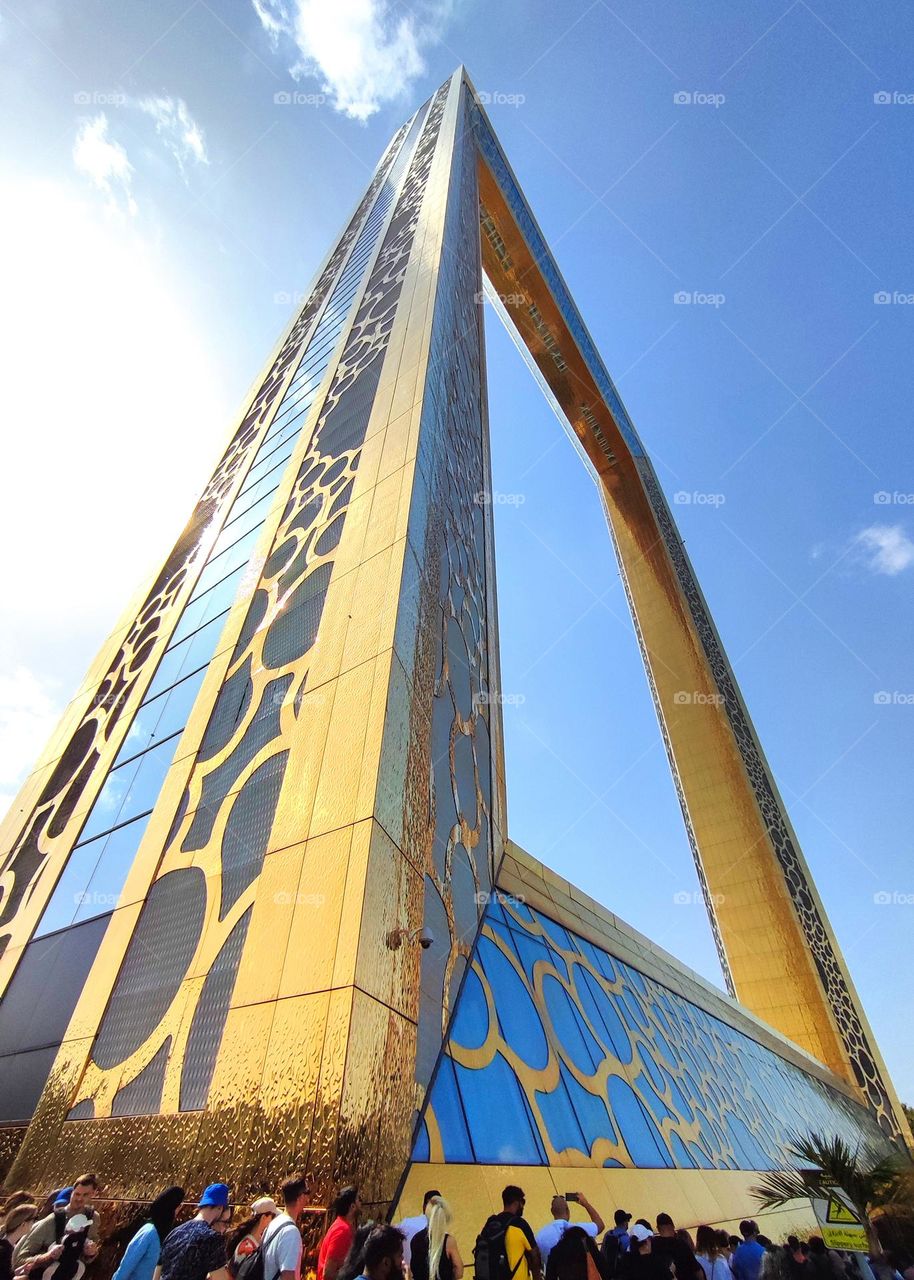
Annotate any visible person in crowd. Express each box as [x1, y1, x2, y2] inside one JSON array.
[[112, 1188, 185, 1280], [653, 1215, 701, 1280], [261, 1177, 310, 1280], [732, 1223, 766, 1280], [337, 1225, 377, 1280], [396, 1190, 441, 1273], [618, 1224, 672, 1280], [806, 1240, 843, 1280], [601, 1211, 633, 1277], [476, 1187, 541, 1280], [536, 1194, 604, 1270], [545, 1226, 603, 1280], [410, 1196, 463, 1280], [158, 1184, 232, 1280], [226, 1198, 279, 1274], [13, 1175, 101, 1272], [1, 1194, 36, 1219], [759, 1246, 792, 1280], [1, 1203, 38, 1280], [695, 1226, 731, 1280], [679, 1234, 697, 1254], [318, 1188, 361, 1280], [359, 1226, 405, 1280], [714, 1232, 734, 1274]]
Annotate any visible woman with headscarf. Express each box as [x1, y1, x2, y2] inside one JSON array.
[[112, 1188, 185, 1280]]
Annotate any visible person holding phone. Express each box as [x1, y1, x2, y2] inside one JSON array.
[[536, 1196, 605, 1271]]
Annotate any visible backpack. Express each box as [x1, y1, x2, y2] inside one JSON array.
[[235, 1220, 299, 1280], [599, 1232, 623, 1280], [473, 1216, 524, 1280]]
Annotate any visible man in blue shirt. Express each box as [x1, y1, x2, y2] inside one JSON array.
[[732, 1221, 766, 1280]]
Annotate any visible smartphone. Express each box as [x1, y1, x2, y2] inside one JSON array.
[[565, 1193, 579, 1203]]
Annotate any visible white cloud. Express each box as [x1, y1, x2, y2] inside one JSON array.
[[0, 178, 231, 814], [0, 667, 61, 822], [138, 96, 209, 178], [855, 524, 914, 576], [73, 113, 137, 215], [252, 0, 451, 120]]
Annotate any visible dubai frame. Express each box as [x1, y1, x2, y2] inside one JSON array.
[[0, 69, 909, 1242]]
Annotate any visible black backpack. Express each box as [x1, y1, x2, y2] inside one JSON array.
[[473, 1216, 524, 1280], [234, 1220, 299, 1280], [599, 1233, 623, 1280]]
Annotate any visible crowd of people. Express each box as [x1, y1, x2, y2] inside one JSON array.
[[1, 1176, 911, 1280]]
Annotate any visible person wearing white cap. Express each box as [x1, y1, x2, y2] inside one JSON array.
[[226, 1199, 281, 1275], [618, 1225, 673, 1280]]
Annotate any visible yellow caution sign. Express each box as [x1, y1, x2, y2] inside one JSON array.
[[826, 1197, 860, 1226]]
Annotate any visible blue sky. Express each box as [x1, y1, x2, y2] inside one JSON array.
[[1, 0, 912, 1102]]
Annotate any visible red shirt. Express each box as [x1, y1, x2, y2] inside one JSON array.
[[317, 1218, 354, 1280]]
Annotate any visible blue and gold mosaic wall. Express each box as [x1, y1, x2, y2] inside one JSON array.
[[415, 896, 891, 1171]]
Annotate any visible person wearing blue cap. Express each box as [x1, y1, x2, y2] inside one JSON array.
[[158, 1186, 232, 1280]]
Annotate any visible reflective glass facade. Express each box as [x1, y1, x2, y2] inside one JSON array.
[[415, 896, 891, 1169]]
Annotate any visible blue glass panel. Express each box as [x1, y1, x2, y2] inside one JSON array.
[[670, 1131, 697, 1168], [210, 490, 275, 559], [607, 1074, 671, 1168], [235, 453, 292, 507], [574, 966, 632, 1064], [412, 1116, 430, 1162], [117, 666, 206, 763], [243, 434, 297, 489], [542, 973, 602, 1074], [450, 964, 489, 1051], [35, 840, 103, 936], [193, 523, 262, 598], [563, 1059, 616, 1152], [640, 1046, 666, 1093], [171, 564, 245, 646], [78, 734, 179, 843], [512, 929, 568, 983], [725, 1113, 770, 1169], [455, 1052, 546, 1165], [634, 1070, 678, 1125], [535, 1068, 587, 1156], [478, 935, 549, 1070], [430, 1055, 473, 1163], [142, 610, 228, 703], [72, 813, 152, 923]]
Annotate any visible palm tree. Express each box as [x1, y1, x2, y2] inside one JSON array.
[[751, 1131, 907, 1252]]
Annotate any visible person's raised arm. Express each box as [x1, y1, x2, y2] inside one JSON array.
[[575, 1195, 604, 1237]]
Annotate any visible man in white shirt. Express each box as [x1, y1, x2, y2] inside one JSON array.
[[536, 1193, 605, 1269], [395, 1188, 440, 1272], [262, 1176, 311, 1280]]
